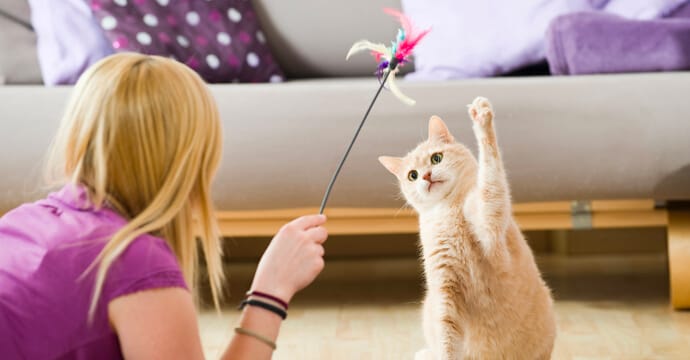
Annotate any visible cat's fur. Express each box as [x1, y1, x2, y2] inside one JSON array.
[[379, 97, 556, 360]]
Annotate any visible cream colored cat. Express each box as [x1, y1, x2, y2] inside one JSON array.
[[379, 97, 556, 360]]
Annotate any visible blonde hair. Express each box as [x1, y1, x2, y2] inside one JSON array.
[[46, 53, 224, 318]]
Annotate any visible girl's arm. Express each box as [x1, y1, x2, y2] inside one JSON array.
[[110, 214, 328, 360]]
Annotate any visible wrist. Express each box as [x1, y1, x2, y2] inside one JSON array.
[[249, 281, 294, 305], [240, 298, 287, 320], [246, 291, 289, 310]]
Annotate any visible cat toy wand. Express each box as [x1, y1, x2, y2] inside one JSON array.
[[318, 8, 430, 214]]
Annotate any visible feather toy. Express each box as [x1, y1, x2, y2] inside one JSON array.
[[319, 9, 430, 214], [346, 8, 430, 105]]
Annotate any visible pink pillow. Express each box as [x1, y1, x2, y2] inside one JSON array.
[[89, 0, 284, 83]]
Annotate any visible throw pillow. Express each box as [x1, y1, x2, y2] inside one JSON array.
[[90, 0, 284, 83], [28, 0, 114, 85], [400, 0, 596, 80]]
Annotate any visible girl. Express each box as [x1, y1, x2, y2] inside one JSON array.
[[0, 53, 328, 359]]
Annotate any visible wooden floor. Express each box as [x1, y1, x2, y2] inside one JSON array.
[[198, 254, 690, 359]]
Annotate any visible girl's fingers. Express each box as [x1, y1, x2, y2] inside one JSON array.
[[315, 244, 325, 257], [305, 226, 328, 244], [292, 214, 327, 230]]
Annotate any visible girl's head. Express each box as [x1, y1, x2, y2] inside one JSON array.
[[48, 52, 224, 317]]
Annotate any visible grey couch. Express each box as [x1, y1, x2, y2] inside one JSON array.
[[2, 1, 690, 306]]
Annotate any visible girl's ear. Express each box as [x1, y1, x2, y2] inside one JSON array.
[[428, 115, 454, 143], [378, 156, 403, 175]]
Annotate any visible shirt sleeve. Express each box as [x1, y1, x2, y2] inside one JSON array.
[[103, 234, 188, 302]]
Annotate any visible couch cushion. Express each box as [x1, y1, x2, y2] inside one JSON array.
[[0, 0, 31, 23], [2, 74, 690, 211], [0, 0, 42, 84], [253, 0, 408, 78], [90, 0, 284, 83]]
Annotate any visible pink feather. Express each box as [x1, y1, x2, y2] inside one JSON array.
[[382, 8, 430, 62], [383, 8, 412, 37], [396, 28, 430, 60]]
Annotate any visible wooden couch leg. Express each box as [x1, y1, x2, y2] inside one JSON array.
[[668, 208, 690, 309]]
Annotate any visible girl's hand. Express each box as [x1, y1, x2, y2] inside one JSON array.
[[250, 214, 328, 304]]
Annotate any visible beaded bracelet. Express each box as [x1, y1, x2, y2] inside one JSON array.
[[245, 290, 289, 310], [234, 327, 277, 350], [239, 298, 287, 320]]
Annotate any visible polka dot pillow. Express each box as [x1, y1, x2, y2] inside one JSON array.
[[90, 0, 284, 83]]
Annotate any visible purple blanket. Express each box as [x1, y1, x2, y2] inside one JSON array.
[[546, 5, 690, 75]]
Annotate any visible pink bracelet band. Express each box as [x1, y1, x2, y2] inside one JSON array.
[[246, 290, 289, 310]]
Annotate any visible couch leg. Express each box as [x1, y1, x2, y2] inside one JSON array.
[[668, 208, 690, 309]]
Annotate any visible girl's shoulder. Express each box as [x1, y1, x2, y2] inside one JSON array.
[[104, 231, 189, 301], [0, 184, 188, 301]]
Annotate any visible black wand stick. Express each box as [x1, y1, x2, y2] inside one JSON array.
[[319, 59, 399, 214]]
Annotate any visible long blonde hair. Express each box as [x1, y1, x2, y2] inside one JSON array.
[[46, 53, 224, 318]]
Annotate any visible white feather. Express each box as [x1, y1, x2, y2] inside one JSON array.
[[387, 70, 416, 106], [346, 40, 389, 60]]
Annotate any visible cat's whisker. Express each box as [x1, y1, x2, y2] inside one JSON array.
[[394, 203, 411, 217]]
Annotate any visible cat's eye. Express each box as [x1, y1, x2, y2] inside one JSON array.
[[431, 152, 443, 165], [408, 170, 418, 181]]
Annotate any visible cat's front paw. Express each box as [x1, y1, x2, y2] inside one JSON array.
[[467, 96, 494, 128]]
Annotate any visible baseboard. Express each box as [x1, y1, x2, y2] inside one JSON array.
[[217, 199, 668, 237]]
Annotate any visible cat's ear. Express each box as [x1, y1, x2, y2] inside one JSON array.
[[378, 156, 403, 175], [428, 115, 455, 143]]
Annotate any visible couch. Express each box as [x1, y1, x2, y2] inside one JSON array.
[[1, 0, 690, 308]]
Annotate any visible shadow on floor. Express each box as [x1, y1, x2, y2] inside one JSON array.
[[201, 255, 673, 310]]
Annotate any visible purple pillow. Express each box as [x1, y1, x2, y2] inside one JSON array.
[[89, 0, 284, 83], [400, 0, 688, 80], [546, 11, 690, 75], [29, 0, 115, 85], [400, 0, 597, 81]]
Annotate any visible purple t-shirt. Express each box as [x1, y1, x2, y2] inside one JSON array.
[[0, 185, 187, 359]]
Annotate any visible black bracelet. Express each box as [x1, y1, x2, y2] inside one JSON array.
[[239, 299, 287, 320]]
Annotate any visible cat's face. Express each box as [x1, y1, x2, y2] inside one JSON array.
[[379, 116, 476, 211]]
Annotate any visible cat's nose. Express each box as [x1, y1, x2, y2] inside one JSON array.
[[423, 171, 432, 181]]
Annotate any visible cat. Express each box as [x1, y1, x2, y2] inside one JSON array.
[[379, 97, 556, 360]]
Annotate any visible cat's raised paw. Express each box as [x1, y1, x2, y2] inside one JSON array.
[[467, 96, 494, 127]]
